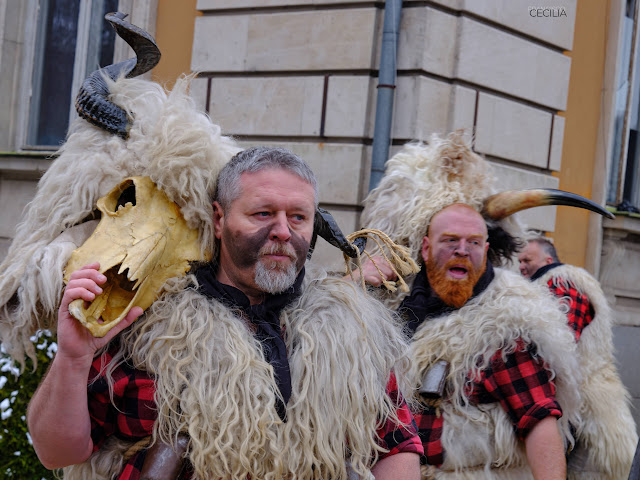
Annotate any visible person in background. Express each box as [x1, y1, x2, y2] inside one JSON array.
[[519, 236, 638, 479]]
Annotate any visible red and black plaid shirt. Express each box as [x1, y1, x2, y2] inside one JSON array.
[[414, 340, 562, 467], [88, 352, 422, 479], [87, 350, 157, 479], [378, 372, 424, 458], [547, 279, 594, 342]]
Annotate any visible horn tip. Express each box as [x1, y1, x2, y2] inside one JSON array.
[[106, 12, 128, 22]]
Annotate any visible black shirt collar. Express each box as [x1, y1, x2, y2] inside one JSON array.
[[193, 263, 305, 421], [530, 262, 563, 281]]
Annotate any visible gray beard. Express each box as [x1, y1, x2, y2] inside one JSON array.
[[254, 260, 298, 294]]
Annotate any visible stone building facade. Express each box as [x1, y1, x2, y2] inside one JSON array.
[[1, 0, 639, 425], [188, 0, 571, 270]]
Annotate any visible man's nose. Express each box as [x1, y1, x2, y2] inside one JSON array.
[[270, 212, 292, 242], [454, 241, 470, 256]]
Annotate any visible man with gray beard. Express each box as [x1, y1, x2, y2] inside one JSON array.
[[29, 146, 423, 479], [194, 146, 327, 420], [212, 147, 313, 298]]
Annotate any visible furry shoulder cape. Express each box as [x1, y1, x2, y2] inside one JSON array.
[[63, 264, 412, 480], [535, 264, 638, 480], [410, 268, 581, 479]]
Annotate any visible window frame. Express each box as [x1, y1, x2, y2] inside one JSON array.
[[610, 0, 640, 209], [14, 0, 157, 152]]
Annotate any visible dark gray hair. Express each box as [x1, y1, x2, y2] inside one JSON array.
[[215, 146, 319, 210], [528, 236, 561, 263]]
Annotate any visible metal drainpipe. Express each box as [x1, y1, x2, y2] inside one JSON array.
[[368, 0, 403, 191]]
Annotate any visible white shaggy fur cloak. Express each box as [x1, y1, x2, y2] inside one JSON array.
[[358, 130, 582, 478], [0, 75, 240, 368], [534, 264, 637, 480], [409, 268, 581, 479], [63, 264, 413, 480]]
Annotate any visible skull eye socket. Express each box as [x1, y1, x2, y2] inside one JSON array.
[[117, 184, 136, 209], [104, 179, 137, 214]]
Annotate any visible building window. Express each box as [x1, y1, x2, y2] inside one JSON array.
[[610, 0, 640, 212], [26, 0, 118, 148]]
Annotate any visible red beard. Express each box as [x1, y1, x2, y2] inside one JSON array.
[[426, 254, 486, 308]]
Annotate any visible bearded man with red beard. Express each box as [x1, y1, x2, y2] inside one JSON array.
[[422, 205, 487, 310], [353, 132, 614, 480], [396, 203, 575, 480]]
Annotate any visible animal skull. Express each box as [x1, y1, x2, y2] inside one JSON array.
[[64, 176, 210, 337]]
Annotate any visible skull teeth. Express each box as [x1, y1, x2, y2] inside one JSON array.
[[110, 265, 138, 293]]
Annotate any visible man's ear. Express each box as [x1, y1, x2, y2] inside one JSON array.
[[212, 201, 224, 240], [421, 236, 430, 264], [545, 256, 554, 265]]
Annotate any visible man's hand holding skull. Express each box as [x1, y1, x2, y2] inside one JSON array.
[[58, 262, 143, 361]]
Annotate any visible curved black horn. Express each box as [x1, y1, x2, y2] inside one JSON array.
[[74, 12, 161, 138], [482, 188, 614, 220], [311, 207, 366, 258]]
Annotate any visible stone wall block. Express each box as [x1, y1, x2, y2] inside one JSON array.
[[391, 76, 476, 143], [324, 76, 373, 138], [197, 0, 371, 9], [188, 76, 209, 114], [612, 325, 640, 430], [457, 17, 571, 110], [0, 177, 39, 238], [392, 76, 451, 139], [237, 140, 367, 206], [600, 232, 640, 327], [448, 85, 477, 135], [192, 15, 249, 72], [426, 0, 576, 50], [207, 77, 324, 136], [397, 7, 457, 78], [396, 8, 571, 109], [475, 92, 552, 168], [193, 9, 377, 72], [548, 114, 565, 171]]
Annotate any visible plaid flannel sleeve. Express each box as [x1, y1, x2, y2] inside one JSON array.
[[412, 406, 444, 466], [376, 372, 424, 459], [88, 349, 157, 452], [479, 342, 562, 439], [548, 279, 594, 342]]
